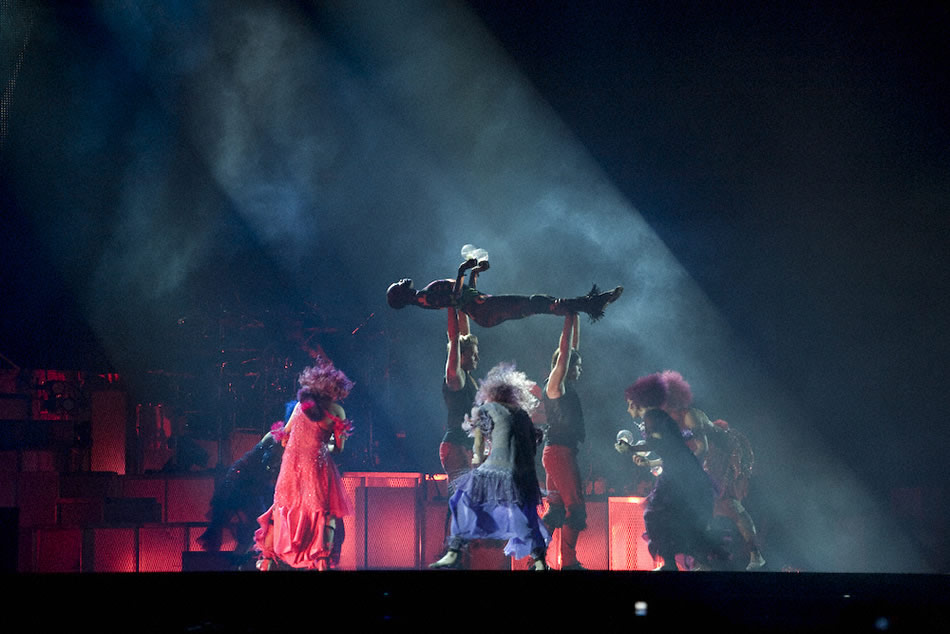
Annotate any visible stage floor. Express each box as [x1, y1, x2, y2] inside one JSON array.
[[9, 570, 947, 632]]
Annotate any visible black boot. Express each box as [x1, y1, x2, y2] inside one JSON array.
[[555, 285, 624, 322]]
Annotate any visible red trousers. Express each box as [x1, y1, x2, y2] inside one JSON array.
[[542, 444, 585, 567]]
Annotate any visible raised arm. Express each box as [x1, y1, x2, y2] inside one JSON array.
[[545, 313, 576, 399], [571, 313, 580, 351], [445, 308, 465, 391]]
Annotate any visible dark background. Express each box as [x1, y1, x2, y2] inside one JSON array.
[[2, 1, 947, 572]]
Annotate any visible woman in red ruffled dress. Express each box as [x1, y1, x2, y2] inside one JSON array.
[[254, 357, 354, 571]]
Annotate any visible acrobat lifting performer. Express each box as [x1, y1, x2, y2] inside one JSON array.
[[386, 245, 623, 327]]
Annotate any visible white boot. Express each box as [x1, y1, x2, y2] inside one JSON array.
[[429, 549, 460, 569], [746, 551, 766, 571]]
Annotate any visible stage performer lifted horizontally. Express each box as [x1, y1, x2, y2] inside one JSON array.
[[254, 358, 354, 571], [386, 248, 623, 328], [430, 362, 550, 570]]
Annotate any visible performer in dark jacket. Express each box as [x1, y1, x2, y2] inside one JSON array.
[[620, 372, 715, 571]]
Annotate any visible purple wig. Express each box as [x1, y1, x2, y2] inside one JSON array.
[[660, 370, 693, 410], [296, 356, 354, 404], [474, 362, 539, 414], [624, 372, 668, 409]]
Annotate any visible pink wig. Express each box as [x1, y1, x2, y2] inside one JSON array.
[[660, 370, 693, 410], [296, 356, 354, 404], [624, 372, 668, 409]]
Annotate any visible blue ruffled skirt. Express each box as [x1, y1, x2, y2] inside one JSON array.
[[448, 466, 549, 559]]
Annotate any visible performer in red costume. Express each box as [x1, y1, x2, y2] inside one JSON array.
[[254, 358, 354, 571]]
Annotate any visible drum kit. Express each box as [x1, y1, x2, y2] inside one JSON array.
[[136, 305, 328, 454], [129, 300, 388, 471]]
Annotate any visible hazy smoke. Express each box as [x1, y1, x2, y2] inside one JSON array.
[[2, 0, 930, 572]]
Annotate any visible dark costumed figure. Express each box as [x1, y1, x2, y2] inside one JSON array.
[[387, 255, 623, 327], [197, 423, 285, 554], [658, 371, 765, 570], [541, 313, 588, 569], [620, 372, 716, 570], [254, 358, 354, 571], [430, 363, 550, 570]]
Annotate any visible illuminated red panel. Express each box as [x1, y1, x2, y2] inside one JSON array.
[[365, 486, 417, 569], [522, 500, 609, 570], [90, 527, 137, 572], [343, 472, 422, 570], [139, 525, 186, 572], [608, 496, 654, 570], [469, 539, 508, 570], [422, 498, 448, 566], [90, 390, 128, 474], [165, 476, 214, 523], [576, 500, 608, 569], [34, 527, 82, 573], [363, 473, 421, 488], [337, 475, 362, 570]]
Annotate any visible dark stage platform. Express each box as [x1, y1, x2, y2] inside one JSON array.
[[9, 570, 947, 632]]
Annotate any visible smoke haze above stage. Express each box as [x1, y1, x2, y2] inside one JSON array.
[[1, 1, 947, 573]]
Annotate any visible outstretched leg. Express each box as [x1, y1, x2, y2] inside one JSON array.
[[552, 285, 624, 321], [464, 285, 623, 328]]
